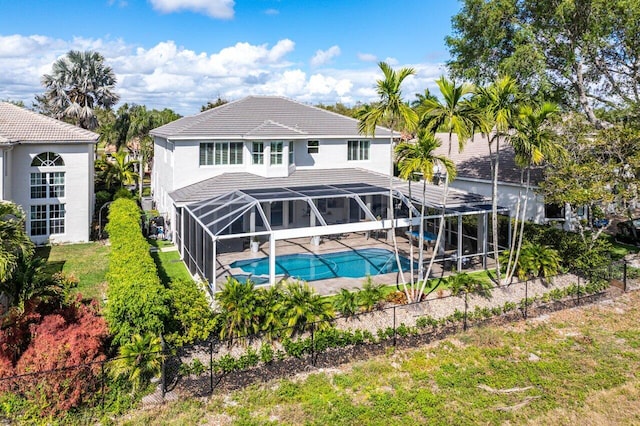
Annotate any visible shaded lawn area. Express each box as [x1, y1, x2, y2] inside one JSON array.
[[35, 242, 110, 301], [147, 239, 193, 285]]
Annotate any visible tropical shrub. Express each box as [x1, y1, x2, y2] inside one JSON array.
[[12, 300, 109, 414], [105, 198, 169, 346], [109, 333, 163, 395], [333, 288, 359, 317], [515, 242, 561, 280], [447, 273, 493, 298], [280, 281, 334, 336], [215, 277, 263, 341], [165, 279, 217, 346], [357, 277, 386, 312]]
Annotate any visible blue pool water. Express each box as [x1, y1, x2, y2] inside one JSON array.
[[230, 248, 413, 282]]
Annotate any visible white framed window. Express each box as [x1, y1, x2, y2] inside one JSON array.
[[347, 140, 370, 161], [288, 142, 294, 165], [199, 143, 214, 165], [252, 142, 264, 164], [30, 172, 65, 199], [30, 204, 65, 236], [31, 152, 64, 167], [307, 140, 319, 154], [200, 142, 243, 165], [271, 142, 283, 165]]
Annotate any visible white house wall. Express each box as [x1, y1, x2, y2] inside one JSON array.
[[11, 143, 94, 244], [152, 137, 391, 216], [450, 178, 546, 223]]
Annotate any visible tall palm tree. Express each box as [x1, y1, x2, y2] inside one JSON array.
[[395, 130, 456, 300], [505, 102, 563, 282], [416, 77, 475, 290], [474, 76, 520, 283], [358, 62, 418, 292], [41, 50, 119, 130]]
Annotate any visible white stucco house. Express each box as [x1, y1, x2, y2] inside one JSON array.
[[0, 102, 97, 244], [432, 132, 558, 224], [151, 96, 502, 289]]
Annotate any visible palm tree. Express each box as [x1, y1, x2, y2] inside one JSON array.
[[474, 76, 520, 283], [0, 202, 34, 286], [505, 102, 563, 282], [502, 242, 561, 281], [280, 281, 334, 336], [358, 62, 418, 293], [333, 288, 359, 317], [416, 77, 476, 293], [110, 333, 163, 395], [96, 149, 139, 190], [395, 130, 456, 300], [215, 277, 262, 341], [41, 50, 119, 130]]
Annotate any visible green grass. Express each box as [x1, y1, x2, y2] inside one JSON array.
[[119, 291, 640, 425], [147, 239, 193, 285], [603, 234, 640, 259], [35, 242, 110, 300]]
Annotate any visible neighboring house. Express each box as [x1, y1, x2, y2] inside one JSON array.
[[150, 96, 394, 221], [0, 102, 98, 244], [432, 132, 559, 224]]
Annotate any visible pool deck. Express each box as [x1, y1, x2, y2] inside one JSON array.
[[215, 233, 492, 296]]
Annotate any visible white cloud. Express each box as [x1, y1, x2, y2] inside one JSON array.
[[0, 33, 444, 115], [310, 45, 341, 67], [264, 8, 279, 15], [149, 0, 235, 19], [357, 52, 377, 62]]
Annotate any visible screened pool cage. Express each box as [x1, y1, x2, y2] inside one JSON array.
[[173, 182, 510, 294]]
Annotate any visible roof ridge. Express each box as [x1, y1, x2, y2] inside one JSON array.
[[246, 119, 307, 136]]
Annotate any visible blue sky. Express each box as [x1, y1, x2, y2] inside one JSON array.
[[0, 0, 462, 115]]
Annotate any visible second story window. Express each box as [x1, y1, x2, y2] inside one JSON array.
[[252, 142, 264, 164], [288, 142, 294, 165], [200, 142, 243, 166], [30, 152, 65, 199], [347, 140, 370, 161], [271, 142, 283, 165]]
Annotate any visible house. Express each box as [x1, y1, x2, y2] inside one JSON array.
[[150, 96, 504, 289], [432, 132, 560, 223], [0, 102, 98, 244]]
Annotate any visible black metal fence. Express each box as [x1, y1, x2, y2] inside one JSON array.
[[0, 266, 632, 423]]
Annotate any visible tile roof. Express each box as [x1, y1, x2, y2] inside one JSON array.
[[432, 132, 544, 185], [150, 96, 392, 140], [0, 102, 99, 143], [170, 168, 488, 208]]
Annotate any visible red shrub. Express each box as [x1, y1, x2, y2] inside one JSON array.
[[15, 300, 108, 413]]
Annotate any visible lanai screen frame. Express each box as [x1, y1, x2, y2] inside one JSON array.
[[175, 183, 509, 293]]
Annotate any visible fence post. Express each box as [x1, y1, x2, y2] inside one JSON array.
[[311, 322, 316, 367], [209, 338, 214, 393], [464, 292, 468, 331], [577, 275, 581, 306], [393, 306, 397, 347], [624, 261, 628, 291], [161, 335, 166, 398]]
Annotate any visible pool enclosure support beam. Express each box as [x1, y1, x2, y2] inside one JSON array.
[[180, 207, 185, 260], [269, 234, 276, 285], [211, 237, 217, 294]]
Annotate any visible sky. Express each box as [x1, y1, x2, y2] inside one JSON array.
[[0, 0, 462, 116]]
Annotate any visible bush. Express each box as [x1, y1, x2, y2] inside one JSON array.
[[333, 288, 359, 317], [113, 188, 133, 200], [358, 277, 386, 312], [165, 279, 217, 346], [105, 198, 169, 346], [95, 190, 112, 210]]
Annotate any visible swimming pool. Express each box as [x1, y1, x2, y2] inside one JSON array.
[[230, 248, 413, 282]]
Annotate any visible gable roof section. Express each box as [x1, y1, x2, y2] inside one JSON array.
[[432, 132, 544, 185], [0, 102, 99, 144], [150, 96, 392, 140]]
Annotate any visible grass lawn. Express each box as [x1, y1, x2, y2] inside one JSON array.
[[148, 239, 193, 285], [120, 291, 640, 425], [35, 242, 110, 301]]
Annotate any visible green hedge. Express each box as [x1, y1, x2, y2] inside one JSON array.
[[105, 198, 169, 346]]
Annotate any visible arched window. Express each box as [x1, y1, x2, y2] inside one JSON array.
[[31, 152, 64, 167]]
